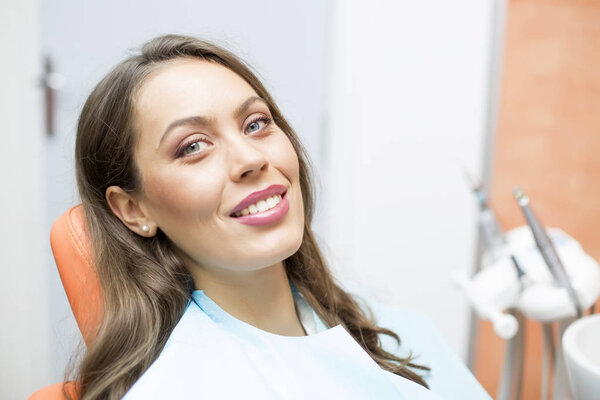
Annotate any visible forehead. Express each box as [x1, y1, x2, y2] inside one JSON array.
[[133, 58, 258, 132]]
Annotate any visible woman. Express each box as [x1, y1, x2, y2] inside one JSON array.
[[73, 34, 490, 399]]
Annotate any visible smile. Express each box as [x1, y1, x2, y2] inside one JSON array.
[[233, 194, 283, 217], [231, 192, 289, 226]]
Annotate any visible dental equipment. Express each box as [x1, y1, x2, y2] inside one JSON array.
[[455, 271, 518, 339], [513, 188, 583, 318], [464, 170, 506, 266], [459, 226, 599, 326], [562, 314, 600, 400], [458, 182, 600, 400], [510, 255, 526, 282], [457, 226, 600, 400]]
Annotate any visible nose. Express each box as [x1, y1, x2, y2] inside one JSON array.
[[227, 135, 269, 181]]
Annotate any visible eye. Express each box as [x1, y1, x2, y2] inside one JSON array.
[[177, 138, 210, 157], [245, 116, 271, 134]]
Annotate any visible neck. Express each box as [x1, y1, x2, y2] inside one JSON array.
[[190, 261, 306, 337]]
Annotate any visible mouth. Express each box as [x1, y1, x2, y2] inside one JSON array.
[[229, 185, 290, 226], [229, 184, 287, 218], [231, 191, 287, 218]]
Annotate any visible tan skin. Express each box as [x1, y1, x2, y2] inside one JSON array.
[[106, 58, 307, 336]]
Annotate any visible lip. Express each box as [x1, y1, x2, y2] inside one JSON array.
[[232, 192, 289, 226], [230, 184, 287, 216]]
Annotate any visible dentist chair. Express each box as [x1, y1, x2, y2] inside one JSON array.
[[30, 205, 491, 399], [28, 205, 100, 399]]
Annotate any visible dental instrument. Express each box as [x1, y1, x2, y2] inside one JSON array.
[[464, 169, 506, 266], [462, 172, 527, 399], [510, 255, 526, 282], [513, 188, 583, 318]]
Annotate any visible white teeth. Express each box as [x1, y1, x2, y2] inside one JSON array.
[[256, 200, 268, 212], [234, 194, 283, 217]]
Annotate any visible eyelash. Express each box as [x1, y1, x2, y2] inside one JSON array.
[[175, 115, 272, 158], [245, 115, 272, 134]]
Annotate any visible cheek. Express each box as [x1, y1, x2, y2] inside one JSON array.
[[142, 165, 223, 223], [271, 135, 304, 218], [269, 134, 301, 183]]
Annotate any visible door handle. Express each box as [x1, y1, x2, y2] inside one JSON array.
[[41, 56, 65, 137]]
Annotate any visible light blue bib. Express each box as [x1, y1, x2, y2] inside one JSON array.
[[123, 289, 442, 399]]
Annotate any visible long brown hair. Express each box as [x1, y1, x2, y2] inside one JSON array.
[[74, 34, 429, 399]]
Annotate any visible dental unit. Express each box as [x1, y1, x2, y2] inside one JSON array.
[[456, 179, 600, 400]]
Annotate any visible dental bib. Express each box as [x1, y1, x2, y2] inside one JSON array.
[[123, 289, 441, 399]]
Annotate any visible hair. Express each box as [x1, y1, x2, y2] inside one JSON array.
[[73, 34, 429, 399]]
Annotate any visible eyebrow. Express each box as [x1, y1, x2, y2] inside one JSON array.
[[158, 96, 267, 147]]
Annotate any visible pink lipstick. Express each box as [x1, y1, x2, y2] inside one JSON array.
[[230, 184, 289, 226]]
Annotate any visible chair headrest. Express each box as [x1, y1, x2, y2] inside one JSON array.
[[50, 205, 102, 346]]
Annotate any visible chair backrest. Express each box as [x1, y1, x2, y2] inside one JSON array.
[[50, 205, 102, 345]]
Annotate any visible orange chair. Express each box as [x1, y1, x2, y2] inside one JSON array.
[[29, 205, 101, 399]]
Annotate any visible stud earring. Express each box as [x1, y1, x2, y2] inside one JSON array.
[[142, 225, 149, 233]]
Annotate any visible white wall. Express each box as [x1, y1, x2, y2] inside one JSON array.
[[325, 0, 496, 359], [0, 0, 52, 398]]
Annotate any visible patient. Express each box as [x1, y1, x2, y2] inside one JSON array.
[[72, 34, 490, 399]]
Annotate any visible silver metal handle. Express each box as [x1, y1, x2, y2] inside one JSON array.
[[41, 56, 65, 137]]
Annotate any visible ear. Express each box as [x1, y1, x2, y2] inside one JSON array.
[[105, 186, 156, 237]]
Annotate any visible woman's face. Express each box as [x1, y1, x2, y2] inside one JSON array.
[[131, 58, 304, 278]]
